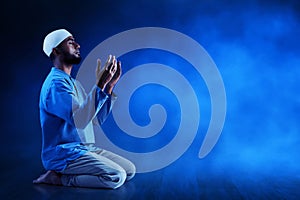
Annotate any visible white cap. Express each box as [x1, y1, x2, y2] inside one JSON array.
[[43, 29, 72, 57]]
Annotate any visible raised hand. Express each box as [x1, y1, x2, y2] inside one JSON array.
[[96, 55, 117, 90], [105, 60, 122, 94]]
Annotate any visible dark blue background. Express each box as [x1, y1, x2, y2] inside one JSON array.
[[1, 0, 300, 199]]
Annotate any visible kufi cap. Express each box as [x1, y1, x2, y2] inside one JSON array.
[[43, 29, 72, 56]]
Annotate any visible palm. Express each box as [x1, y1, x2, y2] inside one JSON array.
[[95, 55, 117, 89], [109, 61, 122, 86]]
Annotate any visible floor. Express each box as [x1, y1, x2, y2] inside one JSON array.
[[1, 132, 300, 200], [2, 156, 300, 200]]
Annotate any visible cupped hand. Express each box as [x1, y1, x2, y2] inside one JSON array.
[[95, 55, 117, 90], [105, 60, 122, 94]]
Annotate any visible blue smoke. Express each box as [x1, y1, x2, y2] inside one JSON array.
[[2, 0, 300, 198], [91, 0, 300, 176]]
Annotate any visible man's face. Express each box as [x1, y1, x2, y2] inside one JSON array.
[[58, 36, 81, 65]]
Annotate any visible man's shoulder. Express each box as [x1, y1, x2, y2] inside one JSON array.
[[43, 71, 71, 87], [41, 72, 73, 96]]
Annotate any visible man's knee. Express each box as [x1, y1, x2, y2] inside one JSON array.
[[106, 168, 127, 189], [126, 162, 136, 181]]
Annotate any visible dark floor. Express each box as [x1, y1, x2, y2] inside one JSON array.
[[1, 138, 300, 200], [2, 157, 300, 200]]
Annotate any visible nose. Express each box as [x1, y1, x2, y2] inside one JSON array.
[[75, 41, 80, 49]]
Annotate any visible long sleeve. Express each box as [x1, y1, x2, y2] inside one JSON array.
[[44, 79, 108, 129], [95, 93, 117, 125]]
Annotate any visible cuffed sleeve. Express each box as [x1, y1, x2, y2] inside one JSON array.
[[95, 92, 117, 125]]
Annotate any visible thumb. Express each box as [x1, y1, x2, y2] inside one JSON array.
[[96, 59, 101, 76]]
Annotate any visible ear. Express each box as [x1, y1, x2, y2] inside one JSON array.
[[52, 47, 61, 56]]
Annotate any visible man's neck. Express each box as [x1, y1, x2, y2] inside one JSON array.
[[54, 64, 73, 75]]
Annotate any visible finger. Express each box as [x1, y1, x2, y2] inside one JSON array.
[[110, 59, 117, 73], [108, 56, 115, 72], [96, 59, 101, 74], [108, 54, 112, 63], [97, 59, 101, 68], [96, 59, 102, 80], [107, 63, 113, 74], [115, 61, 121, 75], [105, 55, 112, 70], [117, 61, 122, 76], [109, 55, 116, 70]]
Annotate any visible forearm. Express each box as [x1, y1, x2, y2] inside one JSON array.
[[96, 92, 117, 124], [104, 84, 114, 95], [72, 86, 108, 129]]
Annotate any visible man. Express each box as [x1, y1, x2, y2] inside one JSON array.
[[33, 29, 135, 189]]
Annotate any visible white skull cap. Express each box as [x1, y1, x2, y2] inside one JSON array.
[[43, 29, 72, 57]]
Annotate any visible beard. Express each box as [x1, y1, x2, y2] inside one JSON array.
[[62, 51, 82, 65]]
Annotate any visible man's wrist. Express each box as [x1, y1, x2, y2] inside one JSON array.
[[105, 84, 114, 95], [97, 82, 106, 90]]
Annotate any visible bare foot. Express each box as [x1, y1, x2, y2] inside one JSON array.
[[33, 170, 62, 185]]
